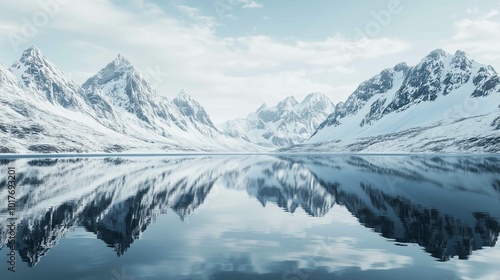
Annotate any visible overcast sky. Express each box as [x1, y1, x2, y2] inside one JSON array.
[[1, 0, 500, 123]]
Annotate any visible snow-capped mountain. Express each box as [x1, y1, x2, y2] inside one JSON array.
[[10, 46, 91, 112], [222, 92, 335, 147], [173, 90, 221, 137], [291, 49, 500, 153], [82, 54, 183, 132], [0, 46, 264, 153]]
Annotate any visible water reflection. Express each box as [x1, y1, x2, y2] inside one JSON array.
[[0, 155, 499, 279]]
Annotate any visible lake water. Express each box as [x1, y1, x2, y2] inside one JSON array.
[[0, 155, 499, 280]]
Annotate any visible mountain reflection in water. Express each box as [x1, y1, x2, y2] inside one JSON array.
[[0, 155, 499, 280]]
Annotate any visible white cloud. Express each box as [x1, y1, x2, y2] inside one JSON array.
[[443, 10, 500, 63], [334, 65, 356, 74], [324, 83, 359, 104], [176, 4, 217, 27], [236, 0, 263, 9], [481, 9, 498, 20]]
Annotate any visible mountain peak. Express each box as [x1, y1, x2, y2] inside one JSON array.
[[454, 50, 468, 57], [393, 62, 409, 72], [256, 103, 267, 111], [9, 46, 87, 110], [18, 45, 48, 65], [284, 96, 298, 102], [277, 96, 298, 109], [173, 90, 218, 130], [22, 45, 43, 56], [425, 49, 449, 61], [112, 54, 132, 67], [176, 89, 191, 100], [303, 92, 328, 103], [89, 54, 138, 82]]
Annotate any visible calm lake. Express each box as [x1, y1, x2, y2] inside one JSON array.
[[0, 155, 499, 280]]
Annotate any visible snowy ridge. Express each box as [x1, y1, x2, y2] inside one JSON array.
[[299, 49, 500, 153], [222, 92, 335, 148], [10, 46, 90, 112], [0, 46, 265, 153], [2, 46, 498, 153]]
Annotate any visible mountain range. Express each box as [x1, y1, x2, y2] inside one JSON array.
[[286, 49, 500, 153], [221, 93, 334, 147], [1, 46, 263, 153], [0, 46, 499, 153]]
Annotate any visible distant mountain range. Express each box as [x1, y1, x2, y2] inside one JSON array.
[[0, 46, 498, 153], [221, 93, 334, 147]]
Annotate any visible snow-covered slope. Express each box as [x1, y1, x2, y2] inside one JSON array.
[[222, 93, 335, 148], [10, 46, 91, 113], [296, 49, 500, 153], [0, 46, 264, 153]]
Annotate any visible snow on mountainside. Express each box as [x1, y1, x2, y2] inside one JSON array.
[[82, 54, 184, 133], [173, 90, 221, 136], [10, 46, 90, 112], [222, 92, 335, 147], [2, 46, 498, 153], [0, 46, 264, 153], [292, 49, 500, 153]]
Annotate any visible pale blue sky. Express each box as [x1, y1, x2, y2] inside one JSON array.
[[1, 0, 500, 122]]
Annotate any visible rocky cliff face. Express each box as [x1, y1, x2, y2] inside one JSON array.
[[306, 49, 500, 153]]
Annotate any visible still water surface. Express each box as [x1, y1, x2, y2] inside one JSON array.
[[0, 155, 499, 280]]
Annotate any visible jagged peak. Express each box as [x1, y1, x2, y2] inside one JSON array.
[[302, 92, 329, 103], [174, 90, 205, 110], [97, 54, 135, 75], [11, 46, 74, 86], [256, 103, 267, 111], [427, 48, 448, 58], [92, 54, 139, 79], [20, 45, 44, 61], [277, 96, 298, 107], [412, 49, 451, 69], [172, 90, 217, 129], [174, 89, 194, 101], [449, 50, 473, 70], [14, 45, 52, 69], [112, 53, 132, 67], [454, 50, 468, 57], [393, 62, 409, 72], [82, 54, 150, 92], [451, 50, 472, 62]]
